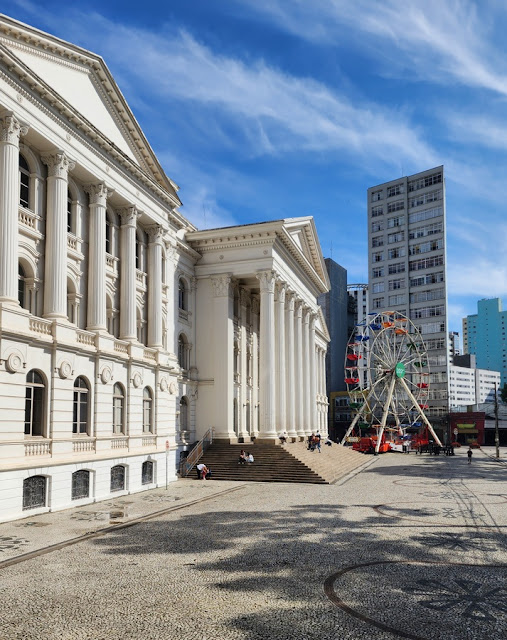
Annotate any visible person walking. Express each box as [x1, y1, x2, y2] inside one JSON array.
[[467, 447, 473, 465]]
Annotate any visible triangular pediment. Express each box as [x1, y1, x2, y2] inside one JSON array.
[[0, 15, 178, 199], [281, 217, 330, 291]]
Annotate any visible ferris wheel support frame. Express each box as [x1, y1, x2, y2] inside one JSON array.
[[375, 373, 397, 454], [399, 377, 442, 447], [340, 376, 384, 445]]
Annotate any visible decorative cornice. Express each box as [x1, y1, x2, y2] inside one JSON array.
[[210, 273, 232, 298], [0, 112, 28, 143], [84, 182, 113, 207], [41, 150, 75, 178]]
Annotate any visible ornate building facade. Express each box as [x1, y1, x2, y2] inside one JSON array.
[[0, 15, 329, 522]]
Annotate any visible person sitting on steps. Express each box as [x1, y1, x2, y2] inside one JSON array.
[[238, 449, 247, 464]]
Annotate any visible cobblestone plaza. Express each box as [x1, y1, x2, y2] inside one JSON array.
[[0, 447, 506, 640]]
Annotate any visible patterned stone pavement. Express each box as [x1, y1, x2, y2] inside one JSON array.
[[0, 447, 505, 640]]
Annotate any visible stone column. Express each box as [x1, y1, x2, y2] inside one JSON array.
[[275, 281, 286, 433], [211, 274, 235, 439], [41, 151, 75, 319], [302, 307, 311, 435], [238, 287, 250, 440], [257, 270, 277, 440], [309, 314, 317, 433], [285, 291, 296, 440], [85, 183, 112, 331], [147, 224, 164, 348], [0, 114, 28, 304], [251, 295, 260, 437], [118, 207, 138, 341], [294, 300, 305, 438]]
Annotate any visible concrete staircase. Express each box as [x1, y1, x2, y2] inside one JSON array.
[[185, 441, 368, 484]]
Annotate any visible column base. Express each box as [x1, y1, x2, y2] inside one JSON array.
[[0, 297, 19, 306]]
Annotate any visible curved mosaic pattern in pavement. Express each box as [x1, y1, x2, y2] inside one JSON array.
[[325, 561, 507, 640]]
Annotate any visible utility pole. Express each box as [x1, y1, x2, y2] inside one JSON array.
[[494, 382, 500, 459]]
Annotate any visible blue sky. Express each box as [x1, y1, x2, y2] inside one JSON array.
[[3, 0, 507, 336]]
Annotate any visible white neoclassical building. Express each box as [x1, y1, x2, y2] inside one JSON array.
[[0, 15, 329, 522]]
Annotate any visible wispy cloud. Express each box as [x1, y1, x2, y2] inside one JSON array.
[[236, 0, 507, 96], [21, 7, 436, 171]]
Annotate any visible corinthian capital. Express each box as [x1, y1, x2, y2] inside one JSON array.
[[41, 151, 75, 178], [275, 281, 287, 303], [256, 270, 276, 294], [0, 113, 28, 144], [117, 206, 139, 227], [84, 182, 114, 207], [146, 224, 165, 243], [211, 273, 232, 298]]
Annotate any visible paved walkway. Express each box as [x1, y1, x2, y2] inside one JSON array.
[[0, 447, 505, 640]]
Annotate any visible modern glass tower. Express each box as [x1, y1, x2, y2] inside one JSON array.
[[367, 166, 449, 420]]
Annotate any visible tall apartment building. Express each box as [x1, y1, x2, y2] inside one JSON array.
[[463, 298, 507, 386], [367, 166, 448, 419], [347, 284, 369, 388]]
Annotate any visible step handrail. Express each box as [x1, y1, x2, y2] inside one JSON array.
[[179, 428, 214, 477]]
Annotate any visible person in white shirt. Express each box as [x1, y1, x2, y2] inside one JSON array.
[[247, 453, 254, 463], [196, 463, 209, 479]]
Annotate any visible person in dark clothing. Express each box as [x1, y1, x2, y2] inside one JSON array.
[[467, 447, 473, 464]]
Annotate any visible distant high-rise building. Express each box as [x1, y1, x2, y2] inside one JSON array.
[[318, 259, 349, 438], [463, 298, 507, 386], [367, 166, 448, 419]]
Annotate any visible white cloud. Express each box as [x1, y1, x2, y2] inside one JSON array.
[[236, 0, 507, 96]]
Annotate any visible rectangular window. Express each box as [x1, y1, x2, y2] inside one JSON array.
[[389, 294, 405, 305], [410, 288, 445, 303], [411, 305, 445, 319], [409, 222, 443, 239], [409, 239, 444, 255], [371, 190, 383, 202], [388, 231, 404, 244], [410, 271, 444, 287], [372, 267, 384, 278], [409, 255, 444, 271], [388, 278, 405, 291], [373, 297, 384, 309], [408, 206, 443, 224], [371, 205, 383, 217], [416, 321, 446, 335], [409, 189, 442, 208], [372, 236, 384, 247], [387, 200, 404, 213], [408, 172, 442, 192], [387, 215, 404, 228], [372, 282, 385, 293], [371, 220, 383, 232], [388, 247, 405, 259], [388, 262, 405, 274], [373, 251, 384, 262], [387, 184, 402, 198]]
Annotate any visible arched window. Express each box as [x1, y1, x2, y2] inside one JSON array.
[[73, 377, 89, 435], [178, 278, 187, 311], [143, 387, 153, 433], [113, 383, 125, 434], [25, 370, 45, 437], [23, 475, 46, 510], [142, 460, 154, 485], [19, 153, 30, 209], [180, 396, 188, 430], [71, 470, 90, 500], [178, 334, 188, 369], [67, 189, 73, 233], [110, 465, 125, 492], [18, 263, 27, 309]]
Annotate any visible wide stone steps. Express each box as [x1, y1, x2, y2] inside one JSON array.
[[185, 441, 367, 484]]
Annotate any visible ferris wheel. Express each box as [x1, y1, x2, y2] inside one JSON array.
[[341, 311, 442, 453]]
